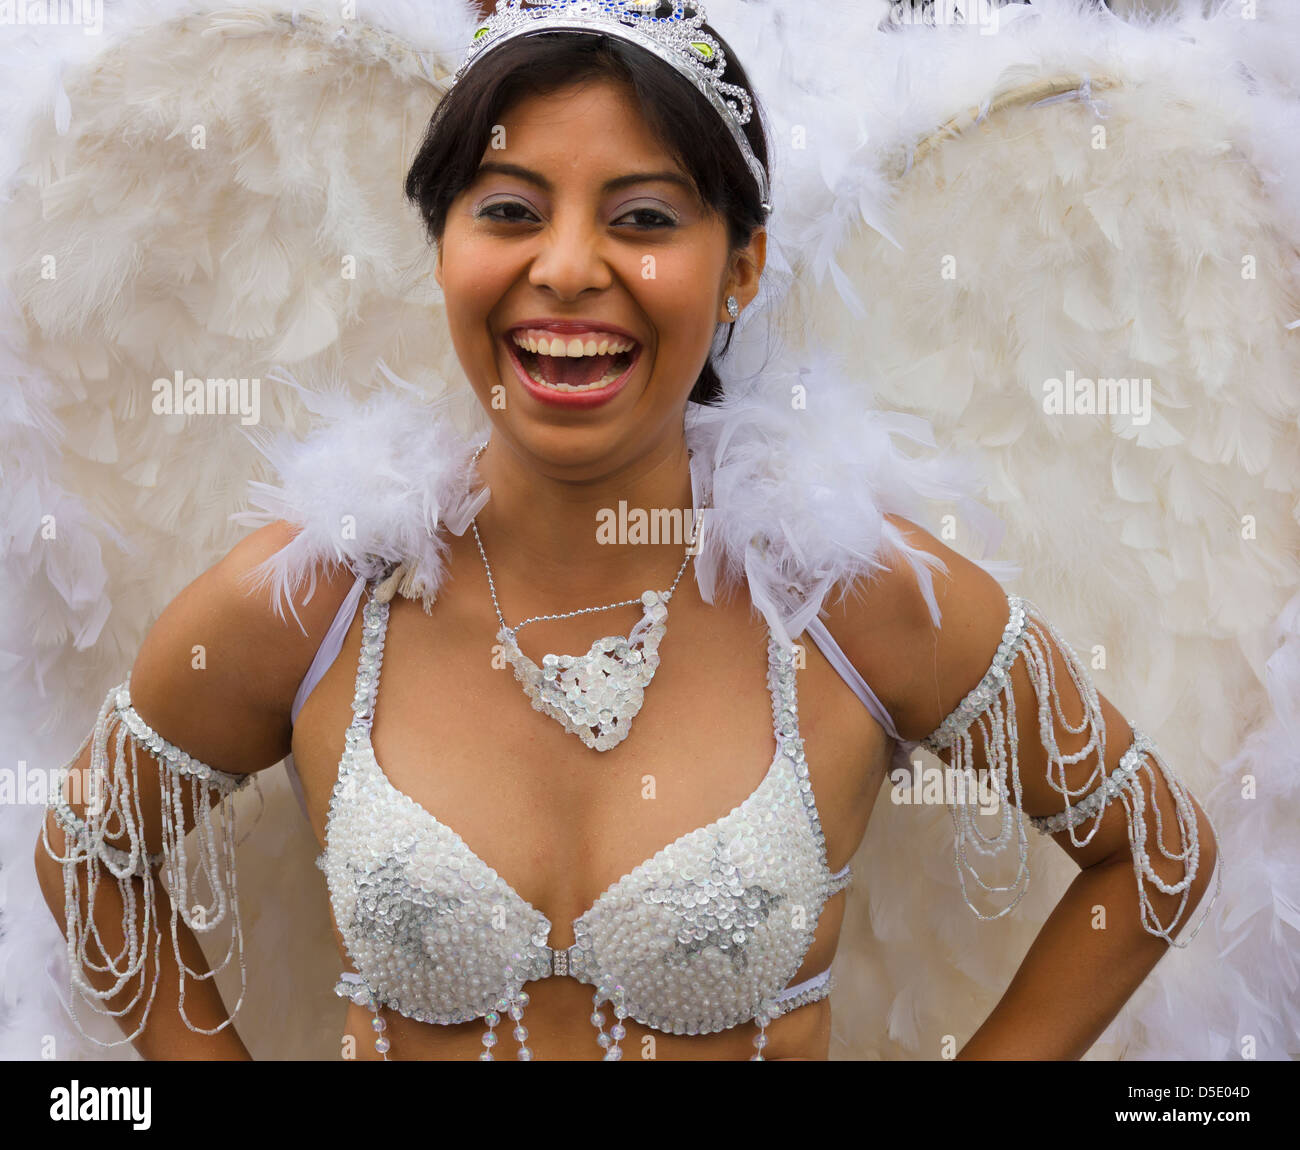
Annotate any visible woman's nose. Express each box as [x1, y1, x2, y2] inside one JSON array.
[[526, 218, 614, 299]]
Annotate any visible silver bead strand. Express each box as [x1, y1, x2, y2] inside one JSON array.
[[371, 1004, 390, 1060], [493, 954, 532, 1061], [468, 441, 701, 640], [347, 981, 391, 1062], [510, 988, 533, 1062], [606, 985, 628, 1061], [590, 991, 610, 1053], [751, 996, 777, 1060], [591, 983, 628, 1061], [479, 1007, 500, 1061]]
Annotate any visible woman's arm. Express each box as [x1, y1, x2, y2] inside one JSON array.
[[821, 514, 1220, 1060], [36, 800, 256, 1060], [32, 521, 357, 1059]]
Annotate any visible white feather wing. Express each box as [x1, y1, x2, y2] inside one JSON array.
[[764, 0, 1300, 1060], [0, 0, 479, 1059]]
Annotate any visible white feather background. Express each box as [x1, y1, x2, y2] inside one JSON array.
[[1, 0, 1296, 1061]]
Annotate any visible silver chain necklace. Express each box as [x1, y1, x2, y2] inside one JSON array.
[[470, 442, 702, 752]]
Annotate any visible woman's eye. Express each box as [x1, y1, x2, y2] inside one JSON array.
[[477, 201, 537, 224], [616, 207, 677, 229]]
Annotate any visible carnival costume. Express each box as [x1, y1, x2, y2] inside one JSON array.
[[4, 0, 1297, 1061]]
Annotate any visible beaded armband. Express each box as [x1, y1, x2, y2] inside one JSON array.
[[917, 595, 1221, 947], [41, 675, 256, 1046]]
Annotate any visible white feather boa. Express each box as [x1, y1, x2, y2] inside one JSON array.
[[231, 367, 493, 634], [231, 354, 1016, 646]]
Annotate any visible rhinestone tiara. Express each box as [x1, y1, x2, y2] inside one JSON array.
[[449, 0, 771, 216]]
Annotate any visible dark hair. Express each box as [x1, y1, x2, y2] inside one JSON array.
[[404, 24, 770, 406]]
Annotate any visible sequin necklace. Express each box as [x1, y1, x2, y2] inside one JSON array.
[[469, 444, 703, 752]]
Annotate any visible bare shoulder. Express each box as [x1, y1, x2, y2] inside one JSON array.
[[127, 520, 363, 775], [816, 513, 1012, 743]]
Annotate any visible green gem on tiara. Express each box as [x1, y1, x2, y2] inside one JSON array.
[[690, 41, 713, 61], [474, 26, 490, 40]]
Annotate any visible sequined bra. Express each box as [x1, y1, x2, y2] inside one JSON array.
[[317, 572, 853, 1060]]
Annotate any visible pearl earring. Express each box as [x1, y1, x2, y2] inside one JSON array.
[[726, 295, 739, 319]]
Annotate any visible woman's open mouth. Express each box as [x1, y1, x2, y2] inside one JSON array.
[[504, 329, 641, 408]]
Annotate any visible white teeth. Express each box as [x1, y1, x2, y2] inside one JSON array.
[[509, 329, 638, 393], [512, 332, 634, 357]]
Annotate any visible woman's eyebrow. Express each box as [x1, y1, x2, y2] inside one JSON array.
[[473, 160, 693, 194]]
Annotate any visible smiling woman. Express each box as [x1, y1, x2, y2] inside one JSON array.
[[404, 14, 770, 411], [429, 76, 764, 449], [34, 0, 1223, 1066]]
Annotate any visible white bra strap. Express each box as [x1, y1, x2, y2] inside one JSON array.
[[803, 615, 905, 743], [773, 967, 832, 1001], [290, 573, 367, 725], [769, 967, 835, 1020]]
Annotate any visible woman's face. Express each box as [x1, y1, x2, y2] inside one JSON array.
[[434, 77, 765, 476]]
